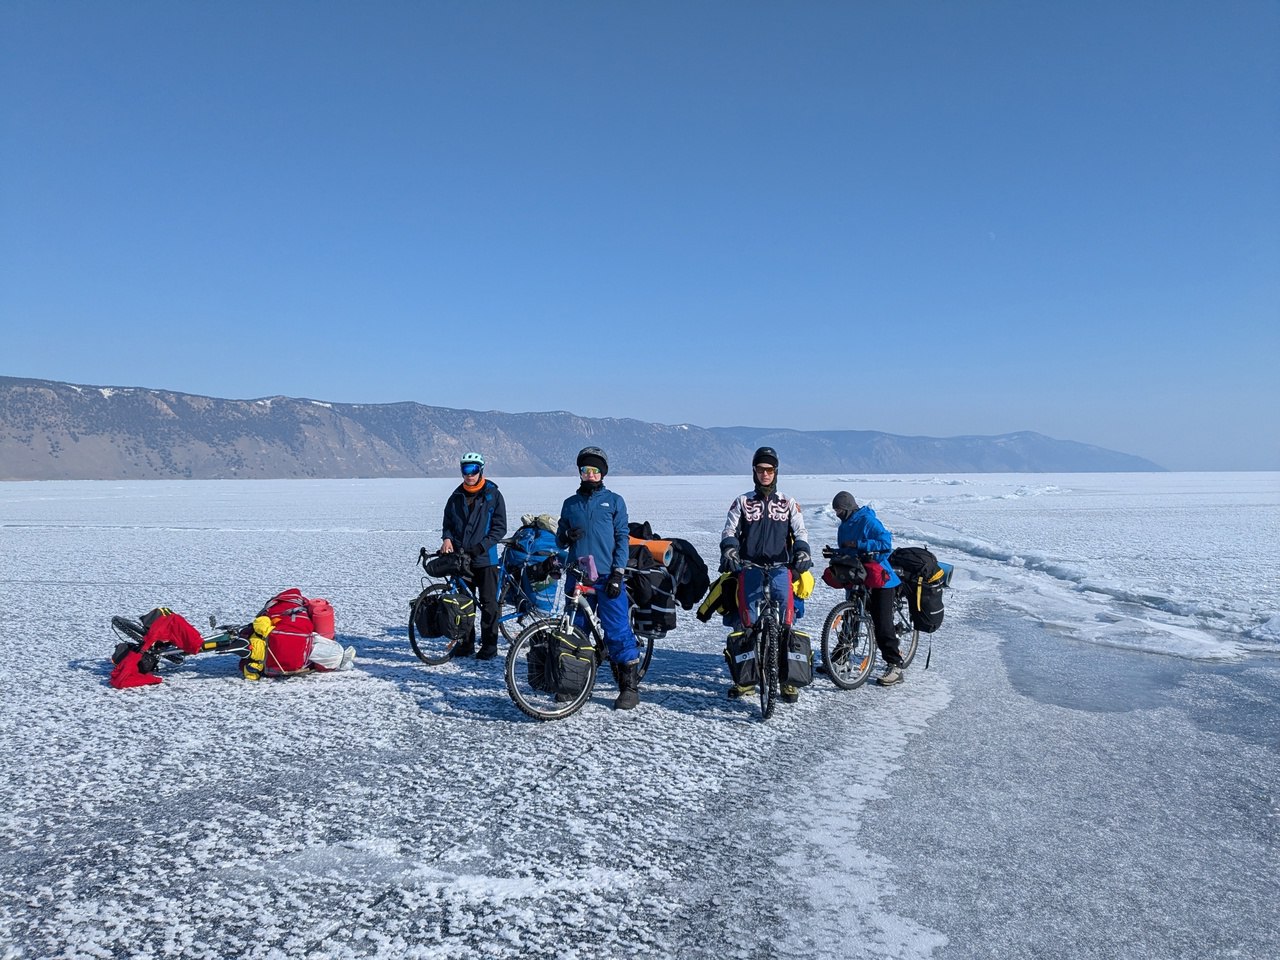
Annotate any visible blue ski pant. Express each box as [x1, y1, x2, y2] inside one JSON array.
[[570, 577, 640, 665]]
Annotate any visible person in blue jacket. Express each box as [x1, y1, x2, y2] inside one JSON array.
[[832, 491, 905, 686], [440, 452, 507, 659], [556, 446, 642, 710]]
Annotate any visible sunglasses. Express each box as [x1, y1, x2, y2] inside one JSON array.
[[461, 463, 482, 476], [579, 466, 602, 477]]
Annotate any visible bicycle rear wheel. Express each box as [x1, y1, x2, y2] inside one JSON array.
[[821, 599, 876, 690], [628, 608, 657, 679], [894, 595, 920, 668], [505, 620, 597, 720], [408, 584, 460, 666], [498, 606, 542, 643], [757, 621, 778, 721]]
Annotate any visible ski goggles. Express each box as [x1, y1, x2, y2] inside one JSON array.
[[578, 466, 602, 478], [461, 463, 482, 476]]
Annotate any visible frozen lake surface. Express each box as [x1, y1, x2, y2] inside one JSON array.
[[1, 472, 1277, 959]]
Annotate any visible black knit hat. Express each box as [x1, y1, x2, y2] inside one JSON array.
[[752, 446, 779, 469], [576, 446, 608, 477], [832, 491, 859, 520]]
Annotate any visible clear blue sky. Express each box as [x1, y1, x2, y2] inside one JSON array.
[[2, 1, 1277, 470]]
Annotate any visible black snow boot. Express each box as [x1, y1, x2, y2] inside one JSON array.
[[613, 660, 641, 711]]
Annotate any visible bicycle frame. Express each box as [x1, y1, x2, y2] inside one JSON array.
[[738, 560, 790, 719], [558, 565, 606, 654]]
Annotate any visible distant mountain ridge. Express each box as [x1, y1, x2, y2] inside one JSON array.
[[0, 376, 1164, 480]]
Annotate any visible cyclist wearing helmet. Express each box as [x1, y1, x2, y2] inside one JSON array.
[[556, 446, 643, 710], [719, 446, 813, 703], [441, 452, 508, 659]]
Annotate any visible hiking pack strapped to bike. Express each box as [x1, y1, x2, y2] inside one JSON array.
[[624, 520, 711, 640], [629, 521, 711, 607], [502, 514, 566, 615], [888, 547, 952, 634], [626, 541, 678, 638]]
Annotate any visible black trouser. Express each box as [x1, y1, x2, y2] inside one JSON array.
[[868, 586, 901, 665], [469, 564, 501, 646]]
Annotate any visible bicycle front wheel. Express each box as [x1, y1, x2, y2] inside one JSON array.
[[111, 616, 146, 643], [758, 621, 779, 721], [821, 599, 876, 690], [408, 584, 458, 666], [505, 620, 597, 720]]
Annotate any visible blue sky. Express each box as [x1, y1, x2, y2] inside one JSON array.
[[2, 1, 1277, 470]]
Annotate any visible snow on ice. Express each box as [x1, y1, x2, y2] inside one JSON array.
[[1, 472, 1277, 959]]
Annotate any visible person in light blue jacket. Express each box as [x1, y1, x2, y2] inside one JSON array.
[[833, 491, 906, 686], [556, 446, 642, 710]]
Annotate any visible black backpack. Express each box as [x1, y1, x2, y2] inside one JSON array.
[[889, 547, 945, 633]]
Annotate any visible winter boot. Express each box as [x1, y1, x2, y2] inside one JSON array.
[[780, 683, 800, 704], [450, 636, 476, 659], [877, 662, 905, 686], [614, 660, 640, 711], [475, 638, 499, 661]]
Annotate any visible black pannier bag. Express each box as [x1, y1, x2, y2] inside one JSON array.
[[626, 544, 678, 638], [780, 627, 813, 687], [549, 628, 595, 698], [889, 547, 945, 633], [412, 590, 441, 638], [822, 553, 867, 590], [424, 591, 475, 641], [724, 630, 759, 687], [525, 632, 553, 692]]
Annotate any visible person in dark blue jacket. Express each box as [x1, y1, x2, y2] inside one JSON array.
[[832, 491, 905, 685], [556, 446, 642, 710], [440, 452, 508, 659]]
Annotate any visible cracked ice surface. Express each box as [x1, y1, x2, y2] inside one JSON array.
[[0, 473, 1276, 959]]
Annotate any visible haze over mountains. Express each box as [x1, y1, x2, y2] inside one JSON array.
[[0, 376, 1164, 480]]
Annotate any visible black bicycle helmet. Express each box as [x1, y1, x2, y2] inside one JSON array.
[[752, 446, 779, 468], [576, 446, 608, 476]]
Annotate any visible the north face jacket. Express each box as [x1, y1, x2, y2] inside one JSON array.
[[557, 485, 630, 579]]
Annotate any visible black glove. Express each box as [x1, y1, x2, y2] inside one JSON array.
[[606, 570, 624, 599], [720, 545, 741, 573], [565, 527, 584, 544], [792, 549, 812, 574]]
